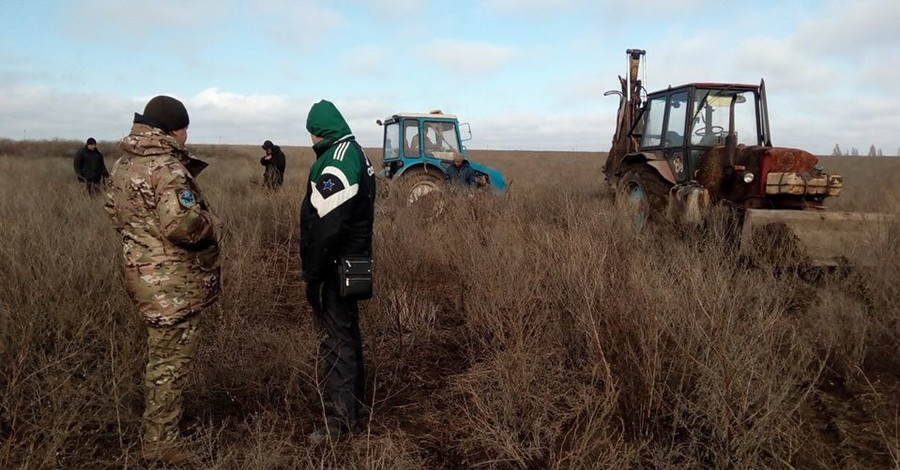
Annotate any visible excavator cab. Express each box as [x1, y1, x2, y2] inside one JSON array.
[[634, 84, 765, 184]]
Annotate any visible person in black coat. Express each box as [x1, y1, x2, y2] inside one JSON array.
[[74, 137, 109, 196], [446, 151, 477, 187], [260, 140, 286, 189]]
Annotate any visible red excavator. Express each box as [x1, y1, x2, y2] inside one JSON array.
[[602, 48, 893, 266]]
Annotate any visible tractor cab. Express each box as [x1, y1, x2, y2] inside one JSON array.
[[635, 83, 768, 183], [600, 48, 895, 267], [377, 111, 507, 194]]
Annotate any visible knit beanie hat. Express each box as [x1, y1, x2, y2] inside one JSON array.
[[134, 95, 190, 132], [262, 140, 274, 150], [86, 137, 97, 145]]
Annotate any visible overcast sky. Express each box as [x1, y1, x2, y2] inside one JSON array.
[[1, 0, 898, 154]]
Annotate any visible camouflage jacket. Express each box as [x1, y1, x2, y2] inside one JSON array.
[[105, 124, 221, 326]]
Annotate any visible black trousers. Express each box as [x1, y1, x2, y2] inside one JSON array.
[[263, 167, 283, 189], [307, 279, 365, 429], [84, 179, 103, 196]]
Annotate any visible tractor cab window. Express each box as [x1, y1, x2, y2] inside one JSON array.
[[641, 96, 667, 148], [423, 120, 460, 160], [403, 120, 420, 157], [690, 89, 760, 147], [384, 122, 400, 160], [664, 92, 689, 147]]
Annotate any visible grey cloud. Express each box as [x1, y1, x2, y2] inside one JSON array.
[[0, 86, 139, 141], [178, 89, 388, 146], [60, 0, 229, 41], [795, 0, 900, 54], [3, 62, 896, 154]]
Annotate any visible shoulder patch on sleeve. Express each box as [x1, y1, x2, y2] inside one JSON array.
[[315, 175, 346, 198], [178, 189, 196, 208]]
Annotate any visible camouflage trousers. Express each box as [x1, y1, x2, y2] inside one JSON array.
[[142, 315, 201, 447]]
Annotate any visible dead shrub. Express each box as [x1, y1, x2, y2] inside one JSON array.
[[1, 147, 897, 468]]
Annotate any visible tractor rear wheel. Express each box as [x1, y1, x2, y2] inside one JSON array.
[[403, 168, 445, 205], [618, 165, 671, 228]]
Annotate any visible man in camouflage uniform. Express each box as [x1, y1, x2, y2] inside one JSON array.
[[105, 95, 221, 464]]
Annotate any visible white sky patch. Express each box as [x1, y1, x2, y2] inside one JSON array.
[[62, 0, 228, 39], [188, 102, 305, 145], [415, 40, 519, 76], [730, 36, 838, 93], [341, 46, 390, 77], [190, 89, 296, 121], [2, 0, 899, 154], [482, 0, 582, 11], [557, 72, 611, 104], [251, 0, 347, 49], [469, 111, 614, 151], [360, 0, 426, 16]]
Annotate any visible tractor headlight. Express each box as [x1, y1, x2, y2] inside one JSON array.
[[742, 172, 755, 184]]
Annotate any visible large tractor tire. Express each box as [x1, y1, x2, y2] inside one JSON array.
[[403, 168, 445, 205], [618, 164, 671, 229]]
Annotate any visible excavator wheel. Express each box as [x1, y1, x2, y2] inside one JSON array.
[[618, 164, 671, 229]]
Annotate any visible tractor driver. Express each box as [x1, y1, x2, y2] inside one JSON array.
[[408, 122, 454, 157], [408, 132, 433, 156], [422, 122, 454, 157]]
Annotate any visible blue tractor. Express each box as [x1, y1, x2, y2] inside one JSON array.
[[376, 111, 507, 202]]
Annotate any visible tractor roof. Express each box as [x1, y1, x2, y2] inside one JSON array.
[[654, 82, 760, 94], [387, 112, 459, 120]]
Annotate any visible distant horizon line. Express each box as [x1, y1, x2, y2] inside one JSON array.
[[3, 137, 898, 157]]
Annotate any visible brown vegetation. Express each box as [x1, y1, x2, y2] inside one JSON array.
[[1, 139, 898, 468]]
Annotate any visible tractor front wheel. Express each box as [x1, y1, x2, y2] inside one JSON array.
[[618, 165, 670, 229]]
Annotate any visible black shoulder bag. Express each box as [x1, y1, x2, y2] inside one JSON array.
[[338, 256, 373, 300]]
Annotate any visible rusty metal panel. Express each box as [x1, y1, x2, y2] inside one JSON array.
[[764, 172, 843, 196]]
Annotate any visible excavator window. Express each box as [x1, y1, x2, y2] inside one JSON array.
[[690, 89, 761, 147], [641, 96, 667, 148], [664, 91, 689, 147]]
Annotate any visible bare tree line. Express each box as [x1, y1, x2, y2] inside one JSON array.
[[831, 143, 899, 157]]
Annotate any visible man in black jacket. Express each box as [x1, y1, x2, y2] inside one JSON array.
[[300, 100, 375, 443], [446, 151, 477, 187], [260, 140, 286, 189], [74, 137, 109, 196]]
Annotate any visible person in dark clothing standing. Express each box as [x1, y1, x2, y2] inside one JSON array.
[[260, 140, 286, 189], [74, 137, 109, 196], [300, 100, 375, 443], [446, 151, 477, 187]]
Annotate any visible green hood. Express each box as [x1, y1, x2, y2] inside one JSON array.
[[306, 100, 352, 141]]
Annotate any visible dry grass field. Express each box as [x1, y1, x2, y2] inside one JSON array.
[[0, 138, 898, 469]]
